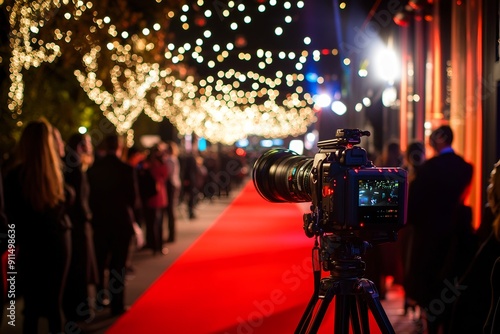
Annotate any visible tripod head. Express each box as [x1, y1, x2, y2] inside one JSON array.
[[318, 235, 370, 279]]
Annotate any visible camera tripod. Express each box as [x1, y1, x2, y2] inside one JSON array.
[[295, 236, 395, 334]]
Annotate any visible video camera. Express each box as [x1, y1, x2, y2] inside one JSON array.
[[252, 129, 408, 244]]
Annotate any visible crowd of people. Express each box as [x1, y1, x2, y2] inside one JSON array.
[[366, 125, 499, 333], [0, 118, 498, 333], [0, 118, 247, 333]]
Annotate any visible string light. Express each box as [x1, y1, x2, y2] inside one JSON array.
[[7, 0, 63, 120], [162, 0, 317, 142], [75, 44, 187, 146], [6, 0, 321, 144]]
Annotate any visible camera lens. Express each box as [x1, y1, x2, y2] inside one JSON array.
[[252, 148, 313, 202]]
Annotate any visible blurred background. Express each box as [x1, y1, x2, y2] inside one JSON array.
[[0, 0, 498, 225]]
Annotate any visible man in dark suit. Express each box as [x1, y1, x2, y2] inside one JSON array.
[[87, 134, 140, 316], [405, 125, 474, 334]]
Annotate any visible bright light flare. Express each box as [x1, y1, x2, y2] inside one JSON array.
[[375, 47, 400, 83], [382, 86, 398, 107], [289, 139, 304, 154], [331, 100, 347, 115], [313, 93, 331, 108]]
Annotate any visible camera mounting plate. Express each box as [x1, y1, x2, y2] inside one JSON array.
[[317, 129, 371, 150]]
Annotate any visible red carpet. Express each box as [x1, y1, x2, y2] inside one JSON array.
[[108, 181, 382, 333]]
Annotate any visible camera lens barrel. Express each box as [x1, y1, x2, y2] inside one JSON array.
[[252, 148, 313, 203]]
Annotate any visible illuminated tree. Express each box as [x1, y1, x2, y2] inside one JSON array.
[[0, 0, 319, 151], [0, 0, 184, 153]]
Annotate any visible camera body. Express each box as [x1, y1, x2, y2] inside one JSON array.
[[253, 129, 408, 243]]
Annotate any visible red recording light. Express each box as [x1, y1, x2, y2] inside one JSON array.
[[322, 186, 334, 197]]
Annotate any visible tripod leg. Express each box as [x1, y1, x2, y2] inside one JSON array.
[[295, 291, 319, 333], [356, 278, 395, 334], [334, 294, 355, 334], [295, 279, 336, 334], [353, 294, 369, 333], [296, 252, 322, 334]]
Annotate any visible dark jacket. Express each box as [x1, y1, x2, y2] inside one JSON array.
[[87, 153, 139, 236], [3, 165, 71, 325], [405, 151, 475, 306]]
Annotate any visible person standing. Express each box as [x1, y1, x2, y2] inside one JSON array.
[[180, 151, 199, 219], [405, 125, 475, 333], [125, 146, 150, 272], [376, 140, 403, 168], [3, 118, 72, 333], [164, 141, 181, 243], [364, 140, 404, 300], [143, 145, 169, 254], [449, 159, 500, 333], [87, 133, 140, 316], [399, 140, 426, 315], [402, 141, 426, 183], [62, 133, 99, 323]]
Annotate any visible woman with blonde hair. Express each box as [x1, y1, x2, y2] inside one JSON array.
[[3, 118, 71, 333], [449, 159, 500, 333]]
